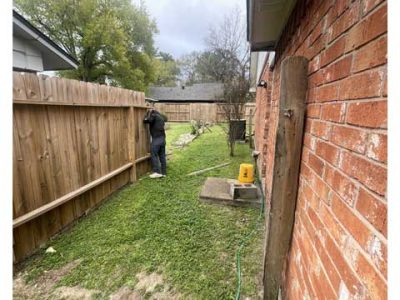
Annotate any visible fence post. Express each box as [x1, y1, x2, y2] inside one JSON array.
[[128, 106, 137, 183], [263, 56, 308, 299], [249, 108, 254, 149]]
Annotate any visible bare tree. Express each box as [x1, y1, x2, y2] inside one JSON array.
[[177, 51, 201, 85], [206, 7, 252, 156]]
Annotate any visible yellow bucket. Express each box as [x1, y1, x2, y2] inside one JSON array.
[[238, 163, 254, 183]]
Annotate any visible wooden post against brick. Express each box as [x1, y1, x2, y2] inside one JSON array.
[[263, 56, 308, 300], [128, 106, 137, 183], [249, 108, 254, 149]]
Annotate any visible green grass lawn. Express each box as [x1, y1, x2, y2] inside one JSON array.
[[18, 123, 265, 299]]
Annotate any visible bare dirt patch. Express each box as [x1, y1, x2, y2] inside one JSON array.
[[107, 272, 182, 300], [14, 265, 183, 300], [13, 259, 100, 300], [53, 286, 100, 300]]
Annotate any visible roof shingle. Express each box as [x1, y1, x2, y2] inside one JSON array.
[[148, 83, 224, 102]]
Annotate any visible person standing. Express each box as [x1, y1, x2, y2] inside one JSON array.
[[143, 109, 167, 178]]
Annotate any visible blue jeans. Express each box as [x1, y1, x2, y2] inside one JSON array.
[[151, 139, 166, 175]]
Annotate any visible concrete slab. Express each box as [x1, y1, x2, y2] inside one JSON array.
[[199, 177, 261, 208]]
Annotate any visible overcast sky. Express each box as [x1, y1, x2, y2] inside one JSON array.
[[138, 0, 247, 58]]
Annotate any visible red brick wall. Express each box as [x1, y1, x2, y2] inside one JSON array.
[[254, 0, 387, 298], [255, 63, 273, 182]]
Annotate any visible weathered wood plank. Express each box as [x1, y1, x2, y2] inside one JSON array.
[[128, 107, 137, 182], [13, 163, 133, 228], [13, 99, 149, 108], [263, 56, 308, 300], [13, 72, 151, 262]]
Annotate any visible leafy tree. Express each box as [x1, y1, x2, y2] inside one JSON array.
[[152, 52, 180, 86], [14, 0, 158, 91]]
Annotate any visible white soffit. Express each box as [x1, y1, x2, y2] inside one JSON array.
[[249, 51, 268, 92], [248, 0, 298, 51]]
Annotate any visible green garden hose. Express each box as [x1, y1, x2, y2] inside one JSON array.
[[235, 157, 265, 300]]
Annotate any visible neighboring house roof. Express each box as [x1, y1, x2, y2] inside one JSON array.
[[13, 10, 78, 71], [148, 83, 224, 102]]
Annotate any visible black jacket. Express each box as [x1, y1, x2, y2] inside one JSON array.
[[143, 110, 166, 140]]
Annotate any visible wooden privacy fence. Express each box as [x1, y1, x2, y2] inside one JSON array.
[[154, 102, 256, 127], [13, 72, 152, 262]]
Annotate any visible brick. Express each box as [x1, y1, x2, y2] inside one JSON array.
[[307, 34, 326, 59], [313, 0, 334, 24], [328, 1, 360, 42], [300, 258, 317, 298], [321, 103, 345, 123], [345, 4, 387, 51], [366, 133, 387, 163], [309, 70, 324, 87], [308, 55, 320, 75], [325, 169, 358, 206], [382, 67, 387, 97], [304, 118, 312, 133], [316, 140, 340, 165], [346, 100, 387, 128], [309, 18, 324, 47], [312, 175, 331, 204], [311, 120, 331, 140], [325, 233, 364, 296], [310, 261, 337, 300], [331, 125, 367, 153], [340, 151, 387, 195], [319, 201, 348, 247], [316, 83, 340, 102], [307, 205, 324, 232], [334, 0, 351, 18], [352, 36, 387, 73], [307, 87, 317, 103], [301, 215, 320, 264], [303, 181, 320, 211], [303, 133, 313, 150], [314, 232, 342, 292], [308, 153, 325, 177], [324, 55, 352, 83], [302, 147, 310, 164], [306, 104, 321, 119], [339, 70, 382, 100], [362, 0, 385, 15], [301, 163, 313, 183], [320, 36, 346, 67], [356, 188, 387, 237], [354, 253, 387, 299], [332, 194, 374, 250], [326, 0, 350, 27]]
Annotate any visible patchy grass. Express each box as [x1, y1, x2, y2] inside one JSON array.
[[17, 124, 264, 299], [165, 122, 191, 149]]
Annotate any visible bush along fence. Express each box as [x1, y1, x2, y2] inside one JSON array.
[[13, 72, 152, 262]]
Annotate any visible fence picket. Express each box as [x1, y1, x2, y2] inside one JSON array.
[[13, 72, 151, 262]]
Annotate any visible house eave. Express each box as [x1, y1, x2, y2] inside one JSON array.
[[247, 0, 298, 51], [13, 10, 78, 71]]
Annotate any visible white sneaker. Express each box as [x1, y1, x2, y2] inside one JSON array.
[[149, 172, 163, 178]]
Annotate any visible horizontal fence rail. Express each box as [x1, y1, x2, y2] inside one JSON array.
[[154, 102, 256, 127], [13, 72, 152, 262]]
